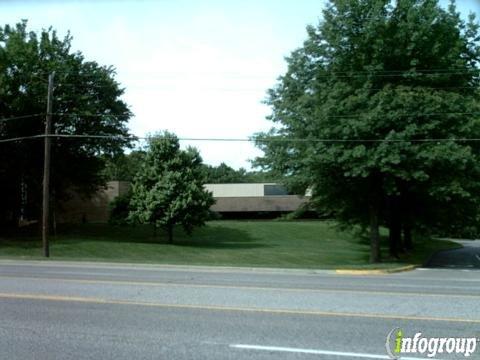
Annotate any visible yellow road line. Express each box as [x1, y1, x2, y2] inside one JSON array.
[[0, 292, 479, 324], [0, 274, 478, 299]]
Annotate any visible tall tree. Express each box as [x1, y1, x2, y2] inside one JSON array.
[[128, 132, 214, 243], [255, 0, 480, 262], [0, 21, 132, 227]]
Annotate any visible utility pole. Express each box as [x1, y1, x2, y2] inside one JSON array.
[[42, 72, 55, 258]]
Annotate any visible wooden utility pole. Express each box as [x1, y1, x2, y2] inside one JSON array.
[[42, 72, 55, 258]]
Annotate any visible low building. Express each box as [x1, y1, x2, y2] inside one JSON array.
[[58, 182, 310, 223], [204, 183, 309, 213], [58, 181, 130, 224]]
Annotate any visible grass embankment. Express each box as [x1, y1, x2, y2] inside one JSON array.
[[0, 221, 459, 269]]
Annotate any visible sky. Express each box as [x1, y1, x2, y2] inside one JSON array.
[[1, 0, 479, 169]]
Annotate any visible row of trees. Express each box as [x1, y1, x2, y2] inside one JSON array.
[[255, 0, 480, 262], [103, 153, 277, 184]]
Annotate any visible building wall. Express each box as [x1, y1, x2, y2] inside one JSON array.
[[204, 183, 306, 212], [204, 183, 290, 197], [58, 182, 309, 223], [211, 196, 308, 212], [204, 183, 268, 197], [57, 181, 130, 224]]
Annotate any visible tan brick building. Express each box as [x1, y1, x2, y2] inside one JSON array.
[[59, 182, 310, 223]]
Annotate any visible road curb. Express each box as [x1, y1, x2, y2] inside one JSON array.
[[335, 264, 418, 275], [0, 259, 418, 275], [0, 259, 335, 275]]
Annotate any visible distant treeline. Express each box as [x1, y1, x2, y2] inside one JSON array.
[[102, 151, 278, 184]]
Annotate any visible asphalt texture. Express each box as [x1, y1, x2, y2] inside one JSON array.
[[0, 260, 478, 360], [424, 240, 480, 269]]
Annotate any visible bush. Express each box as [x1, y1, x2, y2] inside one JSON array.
[[109, 192, 132, 225]]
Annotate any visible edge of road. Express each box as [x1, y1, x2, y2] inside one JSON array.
[[0, 259, 419, 275], [334, 264, 418, 275]]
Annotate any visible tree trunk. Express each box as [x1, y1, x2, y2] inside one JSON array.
[[388, 196, 401, 259], [369, 205, 381, 263], [153, 222, 157, 237], [167, 224, 173, 244], [403, 223, 413, 251], [399, 183, 413, 251], [388, 223, 401, 258], [52, 190, 57, 237]]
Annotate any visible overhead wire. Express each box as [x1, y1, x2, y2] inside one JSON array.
[[0, 114, 43, 124], [44, 134, 480, 143], [32, 67, 480, 76], [50, 111, 480, 120], [0, 134, 45, 144], [1, 68, 479, 144], [3, 133, 480, 144]]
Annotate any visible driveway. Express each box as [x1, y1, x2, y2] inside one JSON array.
[[424, 239, 480, 269]]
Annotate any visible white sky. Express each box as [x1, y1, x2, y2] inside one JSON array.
[[1, 0, 478, 169]]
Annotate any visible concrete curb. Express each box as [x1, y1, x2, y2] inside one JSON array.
[[0, 259, 335, 275], [335, 264, 418, 275]]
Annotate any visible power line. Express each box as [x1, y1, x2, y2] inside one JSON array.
[[52, 84, 480, 92], [0, 114, 43, 124], [30, 68, 480, 84], [0, 134, 44, 144], [34, 67, 480, 76], [52, 113, 131, 118], [48, 134, 137, 141], [366, 85, 479, 91], [184, 137, 480, 143], [50, 111, 480, 120], [323, 68, 480, 75], [0, 134, 136, 144], [324, 111, 480, 119], [302, 69, 480, 79], [293, 71, 480, 80], [1, 108, 478, 131], [4, 133, 480, 144]]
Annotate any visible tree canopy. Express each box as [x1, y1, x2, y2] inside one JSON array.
[[202, 162, 278, 184], [128, 132, 214, 243], [0, 21, 132, 227], [255, 0, 480, 262], [102, 151, 146, 182]]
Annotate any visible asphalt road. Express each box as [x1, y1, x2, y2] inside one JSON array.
[[425, 240, 480, 269], [0, 261, 478, 360]]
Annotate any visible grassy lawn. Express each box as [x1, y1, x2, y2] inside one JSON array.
[[0, 220, 460, 269]]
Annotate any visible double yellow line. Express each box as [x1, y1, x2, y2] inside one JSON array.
[[0, 274, 478, 299], [0, 291, 479, 324]]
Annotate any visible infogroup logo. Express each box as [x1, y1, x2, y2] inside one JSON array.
[[385, 328, 479, 359]]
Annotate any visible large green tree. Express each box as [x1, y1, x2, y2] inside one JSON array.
[[255, 0, 480, 262], [128, 132, 214, 243], [0, 21, 132, 227]]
